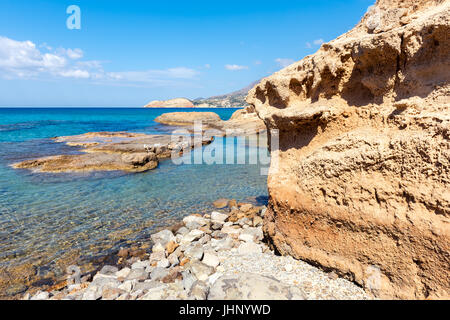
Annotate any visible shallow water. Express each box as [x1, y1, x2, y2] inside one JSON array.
[[0, 107, 268, 294]]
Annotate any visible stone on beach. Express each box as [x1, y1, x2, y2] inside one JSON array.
[[238, 242, 262, 255], [208, 273, 306, 300], [213, 199, 229, 209], [202, 252, 220, 268], [182, 215, 207, 227], [151, 230, 175, 247], [211, 211, 228, 222], [184, 244, 204, 260], [150, 268, 170, 282], [181, 229, 205, 244]]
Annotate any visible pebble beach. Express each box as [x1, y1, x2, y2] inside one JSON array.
[[22, 200, 372, 300]]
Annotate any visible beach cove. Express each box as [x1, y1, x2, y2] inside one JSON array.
[[0, 107, 269, 298]]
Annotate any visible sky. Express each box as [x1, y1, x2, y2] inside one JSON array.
[[0, 0, 374, 107]]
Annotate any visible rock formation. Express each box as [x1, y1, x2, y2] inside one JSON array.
[[247, 0, 449, 299], [155, 108, 266, 136], [13, 132, 213, 173], [154, 112, 222, 126], [144, 98, 194, 108]]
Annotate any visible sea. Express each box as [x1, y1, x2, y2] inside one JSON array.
[[0, 107, 268, 296]]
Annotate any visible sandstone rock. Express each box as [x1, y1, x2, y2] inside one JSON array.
[[99, 265, 119, 276], [184, 244, 204, 260], [213, 199, 229, 209], [208, 273, 305, 300], [246, 0, 450, 299], [155, 112, 221, 126], [189, 261, 215, 282], [144, 98, 194, 108], [189, 281, 209, 300], [115, 267, 131, 279], [150, 267, 170, 282]]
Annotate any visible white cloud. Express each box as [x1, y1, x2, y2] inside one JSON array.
[[305, 42, 312, 48], [275, 58, 294, 68], [0, 35, 201, 87], [105, 67, 199, 84], [59, 69, 90, 79], [254, 60, 262, 65], [65, 48, 84, 59], [313, 39, 324, 45], [204, 64, 211, 69], [225, 64, 248, 71]]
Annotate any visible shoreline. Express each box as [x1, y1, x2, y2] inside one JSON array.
[[20, 200, 372, 300]]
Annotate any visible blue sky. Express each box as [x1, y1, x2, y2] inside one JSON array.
[[0, 0, 374, 106]]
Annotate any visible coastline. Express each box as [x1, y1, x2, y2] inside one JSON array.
[[20, 200, 372, 300]]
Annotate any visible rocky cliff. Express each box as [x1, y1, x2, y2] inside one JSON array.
[[247, 0, 449, 299]]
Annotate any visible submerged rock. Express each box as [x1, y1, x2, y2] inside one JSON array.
[[208, 273, 305, 300], [12, 132, 213, 173]]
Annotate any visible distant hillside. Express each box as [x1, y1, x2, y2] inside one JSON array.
[[193, 80, 259, 108]]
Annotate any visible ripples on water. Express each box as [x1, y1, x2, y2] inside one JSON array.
[[0, 108, 268, 293]]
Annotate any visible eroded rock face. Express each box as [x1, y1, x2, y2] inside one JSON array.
[[247, 0, 450, 299]]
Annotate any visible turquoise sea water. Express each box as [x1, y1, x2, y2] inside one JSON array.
[[0, 108, 268, 288]]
